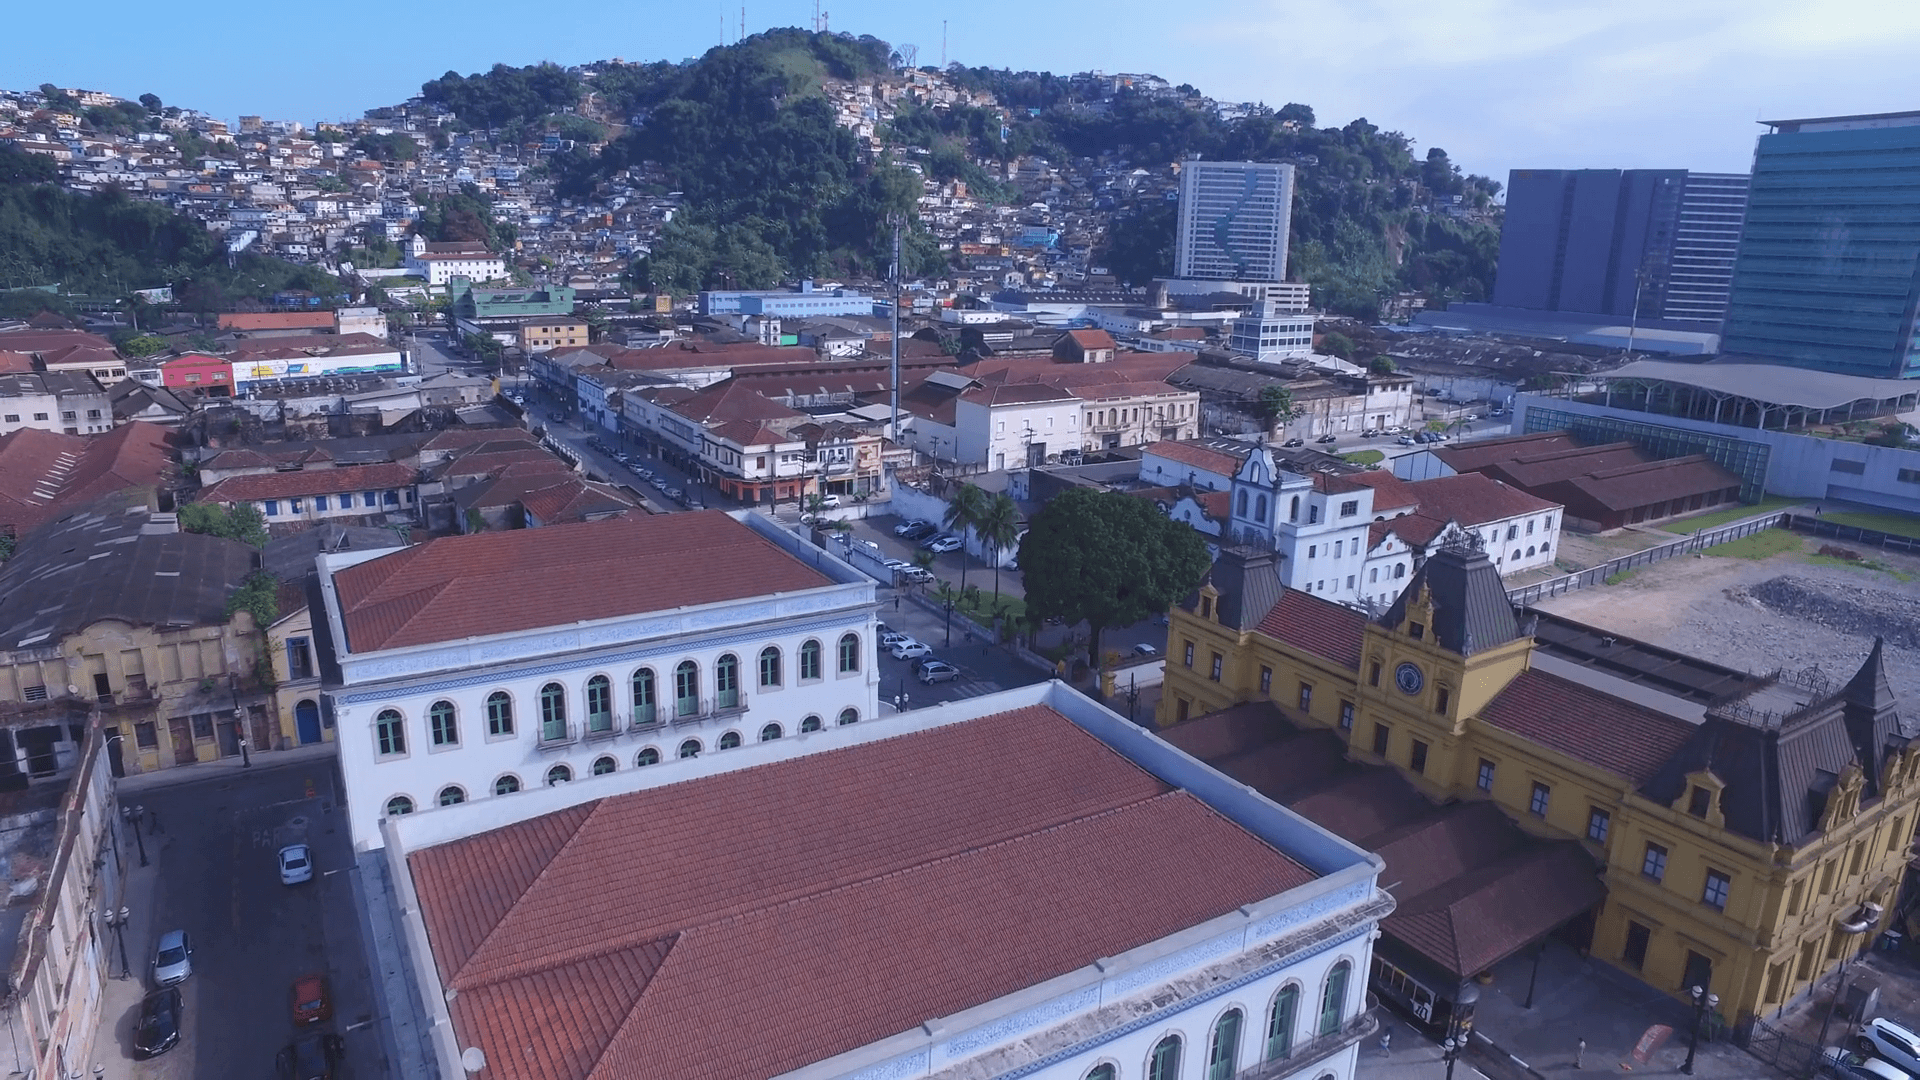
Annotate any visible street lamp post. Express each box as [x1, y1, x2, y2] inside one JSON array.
[[1441, 1035, 1466, 1080], [942, 594, 956, 647], [102, 907, 131, 980], [1679, 984, 1719, 1075], [122, 805, 147, 867]]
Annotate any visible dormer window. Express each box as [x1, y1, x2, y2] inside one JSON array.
[[1409, 622, 1425, 641], [1200, 596, 1214, 620], [1688, 786, 1712, 818]]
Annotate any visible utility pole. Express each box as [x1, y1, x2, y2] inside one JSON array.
[[942, 21, 947, 67], [889, 217, 902, 447]]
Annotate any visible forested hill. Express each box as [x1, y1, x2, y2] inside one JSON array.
[[420, 29, 1501, 316]]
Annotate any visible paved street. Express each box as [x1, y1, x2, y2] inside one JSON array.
[[95, 756, 381, 1079]]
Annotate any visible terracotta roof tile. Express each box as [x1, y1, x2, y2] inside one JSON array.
[[196, 462, 414, 503], [1478, 669, 1695, 784], [0, 423, 176, 535], [1255, 590, 1366, 671], [410, 707, 1317, 1080], [333, 512, 832, 652], [1404, 473, 1557, 524], [1144, 440, 1247, 476]]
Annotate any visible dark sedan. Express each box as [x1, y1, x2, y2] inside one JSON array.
[[134, 986, 183, 1059]]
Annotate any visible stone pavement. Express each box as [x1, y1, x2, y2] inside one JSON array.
[[90, 805, 173, 1078], [354, 849, 438, 1080], [113, 740, 339, 796]]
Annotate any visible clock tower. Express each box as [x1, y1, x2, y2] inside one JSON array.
[[1354, 535, 1535, 797]]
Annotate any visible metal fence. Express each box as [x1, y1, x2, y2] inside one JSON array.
[[1506, 513, 1793, 607], [1733, 1016, 1824, 1078], [1787, 515, 1920, 556]]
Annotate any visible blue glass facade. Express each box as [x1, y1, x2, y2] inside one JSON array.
[[1720, 118, 1920, 379]]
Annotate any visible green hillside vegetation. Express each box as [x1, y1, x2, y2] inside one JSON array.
[[0, 144, 342, 313]]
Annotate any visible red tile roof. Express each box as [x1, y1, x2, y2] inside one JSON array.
[[1065, 328, 1118, 350], [1406, 472, 1558, 525], [1478, 669, 1694, 784], [410, 706, 1316, 1080], [0, 329, 115, 354], [0, 423, 176, 535], [1430, 432, 1585, 474], [196, 462, 415, 504], [0, 352, 34, 374], [1348, 470, 1420, 512], [1142, 440, 1246, 477], [332, 512, 833, 652], [218, 311, 333, 331], [1255, 590, 1366, 671]]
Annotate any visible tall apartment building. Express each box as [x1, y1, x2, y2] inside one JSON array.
[[1720, 111, 1920, 379], [1492, 169, 1749, 325], [1174, 160, 1296, 282]]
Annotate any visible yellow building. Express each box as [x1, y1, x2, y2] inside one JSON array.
[[0, 494, 277, 774], [1157, 539, 1914, 1026], [517, 317, 589, 354]]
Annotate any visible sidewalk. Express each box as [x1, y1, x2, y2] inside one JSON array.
[[90, 812, 173, 1079], [115, 740, 338, 795]]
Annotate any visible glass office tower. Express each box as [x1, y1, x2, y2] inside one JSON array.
[[1720, 112, 1920, 379]]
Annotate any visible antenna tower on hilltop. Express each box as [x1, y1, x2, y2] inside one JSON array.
[[942, 20, 947, 67]]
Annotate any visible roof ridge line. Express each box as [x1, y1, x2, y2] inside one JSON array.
[[581, 934, 686, 1080], [449, 798, 610, 988]]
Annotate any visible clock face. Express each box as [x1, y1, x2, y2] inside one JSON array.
[[1395, 662, 1424, 695]]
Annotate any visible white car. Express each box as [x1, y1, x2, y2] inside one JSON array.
[[1827, 1047, 1915, 1080], [1861, 1019, 1920, 1077], [816, 494, 842, 508], [879, 630, 913, 649], [926, 535, 964, 554], [1132, 643, 1159, 656], [153, 930, 193, 986], [890, 639, 933, 660], [279, 843, 314, 885], [918, 660, 962, 684]]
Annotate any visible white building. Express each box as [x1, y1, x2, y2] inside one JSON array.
[[374, 679, 1390, 1080], [0, 373, 112, 435], [404, 250, 508, 286], [334, 306, 387, 339], [1174, 160, 1297, 283], [316, 511, 879, 851], [1229, 301, 1316, 362]]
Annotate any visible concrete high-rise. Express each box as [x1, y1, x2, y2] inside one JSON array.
[[1173, 160, 1295, 282], [1492, 169, 1749, 325], [1720, 110, 1920, 379]]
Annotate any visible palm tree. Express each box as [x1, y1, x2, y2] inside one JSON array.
[[943, 482, 989, 593], [975, 492, 1021, 600]]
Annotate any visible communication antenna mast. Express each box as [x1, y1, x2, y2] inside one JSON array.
[[740, 4, 745, 42], [942, 21, 947, 67], [889, 217, 902, 446]]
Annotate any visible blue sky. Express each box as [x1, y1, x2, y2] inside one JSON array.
[[10, 0, 1917, 185]]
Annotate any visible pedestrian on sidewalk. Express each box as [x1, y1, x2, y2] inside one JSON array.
[[148, 808, 163, 834]]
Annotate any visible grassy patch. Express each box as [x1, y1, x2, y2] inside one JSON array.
[[1704, 529, 1803, 560], [1342, 449, 1385, 465], [1804, 553, 1915, 582], [956, 589, 1025, 626], [1603, 569, 1637, 586], [1821, 510, 1920, 541], [1662, 497, 1801, 534]]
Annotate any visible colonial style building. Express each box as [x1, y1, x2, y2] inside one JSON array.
[[377, 681, 1392, 1080], [315, 511, 881, 850], [1157, 537, 1915, 1026]]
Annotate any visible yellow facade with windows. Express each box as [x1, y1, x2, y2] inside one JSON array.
[[1156, 543, 1915, 1023]]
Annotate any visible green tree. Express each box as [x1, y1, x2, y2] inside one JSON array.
[[975, 492, 1021, 600], [1019, 488, 1212, 672], [115, 334, 168, 358], [178, 502, 269, 547], [139, 93, 163, 114], [1319, 331, 1356, 361], [942, 482, 990, 593], [1099, 198, 1176, 285], [1256, 385, 1295, 426], [1369, 356, 1398, 375], [225, 569, 280, 628]]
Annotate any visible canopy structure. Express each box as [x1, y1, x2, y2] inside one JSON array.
[[1583, 360, 1920, 431]]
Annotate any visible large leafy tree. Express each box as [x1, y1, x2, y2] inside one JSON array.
[[178, 503, 269, 547], [942, 483, 990, 594], [1019, 488, 1212, 671]]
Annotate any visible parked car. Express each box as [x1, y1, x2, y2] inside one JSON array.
[[816, 494, 842, 508], [1132, 643, 1159, 656], [918, 660, 962, 684], [663, 487, 684, 500], [894, 519, 931, 536], [276, 1032, 345, 1080], [880, 630, 913, 649], [290, 974, 333, 1026], [900, 521, 938, 540], [279, 843, 313, 885], [153, 929, 192, 985], [1281, 437, 1305, 448], [1397, 435, 1416, 445], [883, 558, 915, 573], [890, 639, 933, 660], [903, 567, 936, 584], [134, 987, 183, 1059], [1860, 1019, 1920, 1076], [926, 534, 964, 554], [1316, 434, 1338, 444], [1826, 1047, 1915, 1080]]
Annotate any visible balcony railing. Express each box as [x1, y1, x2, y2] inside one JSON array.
[[536, 720, 576, 749], [583, 713, 620, 741], [666, 696, 749, 725], [630, 705, 660, 731], [1235, 1007, 1380, 1080]]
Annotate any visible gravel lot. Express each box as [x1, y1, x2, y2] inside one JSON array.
[[1535, 532, 1920, 705]]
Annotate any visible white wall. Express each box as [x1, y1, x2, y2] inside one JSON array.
[[957, 397, 1081, 468]]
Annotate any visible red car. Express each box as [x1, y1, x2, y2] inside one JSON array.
[[290, 974, 332, 1025]]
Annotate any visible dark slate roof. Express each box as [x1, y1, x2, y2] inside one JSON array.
[[1190, 546, 1283, 632], [1380, 538, 1524, 657], [261, 523, 408, 583], [0, 491, 257, 647]]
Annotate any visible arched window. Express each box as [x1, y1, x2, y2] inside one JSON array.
[[1541, 541, 1552, 553], [1526, 545, 1536, 557], [1147, 1034, 1182, 1080], [438, 785, 466, 807], [1318, 961, 1351, 1036], [837, 633, 860, 674], [493, 774, 521, 796], [758, 646, 782, 688], [1289, 495, 1300, 522], [428, 700, 458, 747], [1394, 564, 1406, 579], [635, 747, 660, 767], [592, 755, 616, 775], [715, 654, 740, 710], [1208, 1009, 1243, 1079], [485, 691, 514, 736], [586, 675, 613, 733], [375, 709, 406, 756], [1255, 494, 1268, 523], [759, 723, 783, 742], [1266, 984, 1299, 1060], [545, 764, 572, 786], [674, 661, 700, 717], [718, 731, 742, 750], [678, 738, 702, 759], [631, 668, 656, 725], [799, 640, 823, 680], [800, 715, 823, 732], [1084, 1066, 1117, 1080], [838, 707, 859, 726], [1510, 548, 1521, 562], [1236, 489, 1249, 516], [385, 795, 414, 817], [539, 683, 566, 741]]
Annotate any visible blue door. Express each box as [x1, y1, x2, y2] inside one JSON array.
[[295, 700, 322, 745]]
